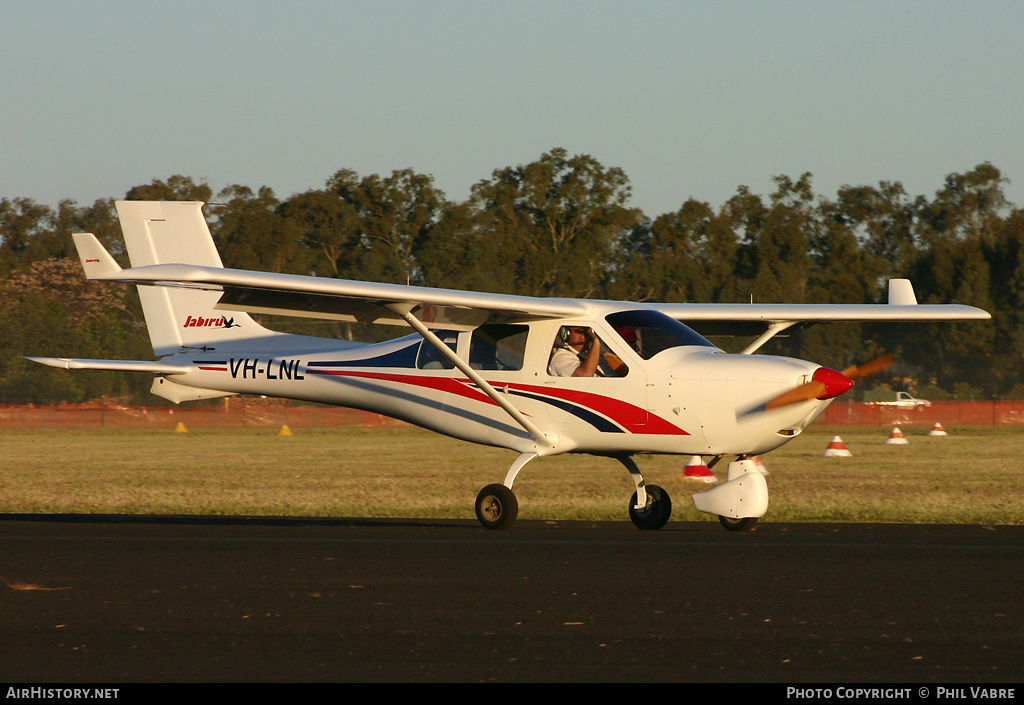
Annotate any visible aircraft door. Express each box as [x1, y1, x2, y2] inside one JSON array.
[[413, 330, 463, 433], [542, 324, 650, 440]]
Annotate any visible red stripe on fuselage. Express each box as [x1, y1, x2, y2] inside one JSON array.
[[306, 370, 687, 435], [305, 369, 495, 406], [509, 382, 688, 436]]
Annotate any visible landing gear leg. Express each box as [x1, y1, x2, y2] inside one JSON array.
[[618, 455, 672, 530], [474, 452, 537, 530]]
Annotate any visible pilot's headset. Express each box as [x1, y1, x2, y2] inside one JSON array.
[[557, 325, 592, 353], [557, 326, 573, 347]]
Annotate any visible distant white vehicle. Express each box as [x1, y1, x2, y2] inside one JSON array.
[[869, 391, 932, 408]]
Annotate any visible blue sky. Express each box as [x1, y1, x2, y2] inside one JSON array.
[[3, 1, 1022, 217]]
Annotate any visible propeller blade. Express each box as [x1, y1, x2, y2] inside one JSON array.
[[840, 352, 894, 381], [763, 367, 853, 410], [740, 352, 894, 420]]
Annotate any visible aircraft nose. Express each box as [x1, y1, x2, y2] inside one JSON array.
[[811, 366, 853, 400], [759, 364, 854, 411]]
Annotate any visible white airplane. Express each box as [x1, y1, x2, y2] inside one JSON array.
[[28, 201, 991, 531]]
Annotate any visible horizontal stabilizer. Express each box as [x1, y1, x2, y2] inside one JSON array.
[[25, 357, 189, 374]]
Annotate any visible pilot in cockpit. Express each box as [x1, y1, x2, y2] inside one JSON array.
[[548, 326, 604, 377]]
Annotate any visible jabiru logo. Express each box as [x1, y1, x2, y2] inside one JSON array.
[[183, 315, 239, 329]]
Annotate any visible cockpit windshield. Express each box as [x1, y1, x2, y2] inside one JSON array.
[[606, 310, 714, 360]]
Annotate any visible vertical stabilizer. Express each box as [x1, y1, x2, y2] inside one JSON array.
[[115, 201, 277, 356]]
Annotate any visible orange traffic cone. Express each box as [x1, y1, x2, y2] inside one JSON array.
[[929, 422, 947, 437], [683, 455, 716, 483], [824, 435, 852, 457], [886, 426, 908, 445]]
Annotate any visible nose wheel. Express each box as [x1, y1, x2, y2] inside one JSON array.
[[718, 515, 758, 532]]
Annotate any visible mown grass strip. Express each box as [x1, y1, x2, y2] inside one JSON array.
[[1, 425, 1021, 524]]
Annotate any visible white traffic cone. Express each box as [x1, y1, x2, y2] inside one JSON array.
[[886, 427, 909, 445], [929, 422, 947, 436], [823, 435, 852, 457], [683, 455, 716, 483]]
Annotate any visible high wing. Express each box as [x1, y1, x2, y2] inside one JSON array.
[[649, 280, 990, 353], [85, 255, 587, 331], [69, 196, 989, 350], [652, 278, 988, 327], [84, 240, 990, 351]]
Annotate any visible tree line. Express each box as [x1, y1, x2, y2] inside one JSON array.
[[1, 148, 1019, 404]]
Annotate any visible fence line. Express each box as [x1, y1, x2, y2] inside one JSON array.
[[822, 400, 1024, 426], [0, 402, 405, 429], [2, 400, 1023, 430]]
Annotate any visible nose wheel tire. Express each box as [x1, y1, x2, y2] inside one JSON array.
[[475, 484, 518, 530], [718, 515, 758, 532], [628, 484, 672, 530]]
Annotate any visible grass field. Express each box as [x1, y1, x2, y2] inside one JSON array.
[[1, 425, 1022, 524]]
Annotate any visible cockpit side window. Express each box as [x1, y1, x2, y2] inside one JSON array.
[[606, 310, 714, 360], [469, 324, 529, 370], [547, 325, 629, 377], [416, 330, 458, 369]]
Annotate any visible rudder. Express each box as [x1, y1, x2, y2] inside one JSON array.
[[115, 201, 277, 356]]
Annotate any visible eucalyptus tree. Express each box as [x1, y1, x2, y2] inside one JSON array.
[[467, 148, 640, 298], [982, 209, 1024, 394], [900, 235, 995, 394], [724, 174, 817, 363], [325, 168, 449, 286], [830, 181, 917, 280], [209, 185, 306, 274], [0, 197, 53, 275], [915, 162, 1010, 245], [124, 175, 213, 204], [0, 258, 150, 403], [606, 198, 740, 305], [892, 164, 1007, 394]]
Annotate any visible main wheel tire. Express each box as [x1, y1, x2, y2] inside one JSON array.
[[718, 515, 758, 532], [628, 484, 672, 530], [475, 483, 518, 530]]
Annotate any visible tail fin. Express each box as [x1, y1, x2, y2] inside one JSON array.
[[107, 201, 277, 356]]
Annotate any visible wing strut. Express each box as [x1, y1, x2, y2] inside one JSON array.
[[741, 321, 799, 355], [386, 303, 554, 448]]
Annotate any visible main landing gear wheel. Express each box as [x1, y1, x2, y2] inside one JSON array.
[[718, 515, 758, 532], [628, 484, 672, 530], [475, 483, 518, 530]]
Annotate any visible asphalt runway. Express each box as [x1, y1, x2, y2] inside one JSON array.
[[1, 516, 1022, 683]]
